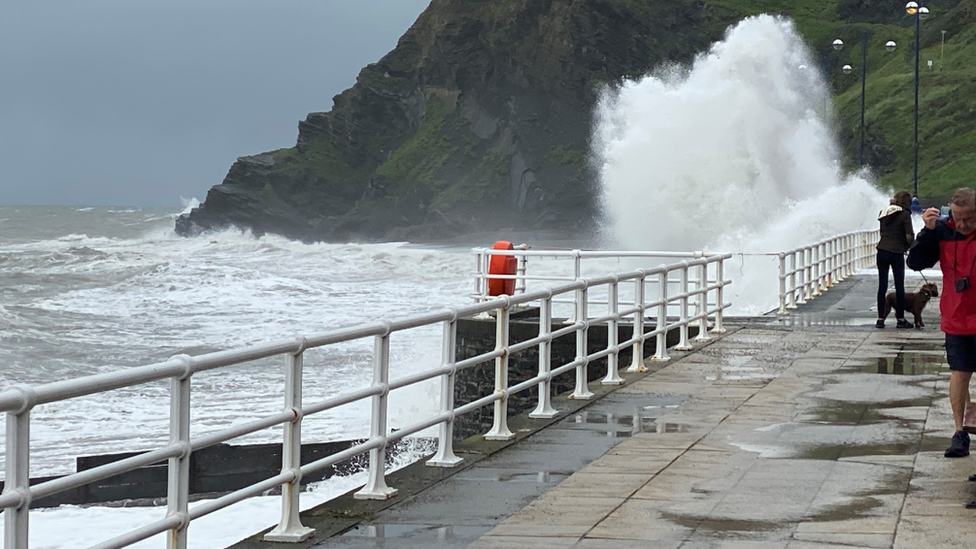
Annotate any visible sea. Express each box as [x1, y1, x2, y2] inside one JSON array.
[[0, 204, 495, 472], [0, 203, 647, 548], [0, 204, 493, 548]]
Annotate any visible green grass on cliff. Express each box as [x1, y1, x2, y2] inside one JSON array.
[[829, 2, 976, 196], [375, 92, 458, 188], [272, 139, 356, 182], [601, 0, 976, 198]]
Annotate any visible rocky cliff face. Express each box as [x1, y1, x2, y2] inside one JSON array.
[[176, 0, 739, 242]]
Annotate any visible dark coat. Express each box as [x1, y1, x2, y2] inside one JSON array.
[[877, 207, 914, 253]]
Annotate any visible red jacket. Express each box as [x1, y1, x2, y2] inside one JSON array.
[[908, 219, 976, 334]]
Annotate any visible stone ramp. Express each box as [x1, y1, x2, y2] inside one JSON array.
[[294, 274, 975, 549]]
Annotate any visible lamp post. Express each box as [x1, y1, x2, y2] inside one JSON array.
[[834, 36, 897, 168], [906, 1, 930, 197]]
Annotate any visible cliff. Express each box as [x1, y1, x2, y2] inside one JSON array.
[[175, 0, 741, 241], [176, 0, 976, 242]]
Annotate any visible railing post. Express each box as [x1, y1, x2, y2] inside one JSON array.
[[602, 279, 624, 385], [848, 234, 856, 276], [571, 285, 594, 399], [265, 341, 315, 542], [845, 236, 851, 276], [627, 274, 647, 373], [832, 240, 839, 284], [713, 259, 726, 334], [565, 250, 583, 324], [694, 263, 711, 342], [515, 250, 528, 296], [803, 248, 813, 301], [825, 241, 833, 286], [820, 243, 828, 292], [835, 238, 844, 281], [530, 295, 559, 418], [674, 262, 692, 351], [474, 250, 485, 302], [812, 245, 822, 296], [167, 357, 192, 549], [3, 386, 34, 549], [837, 237, 844, 278], [837, 237, 845, 278], [795, 250, 805, 304], [355, 332, 398, 499], [485, 302, 516, 439], [428, 315, 464, 466], [788, 252, 798, 309], [777, 253, 787, 315], [653, 267, 671, 361]]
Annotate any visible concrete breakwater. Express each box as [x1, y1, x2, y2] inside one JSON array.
[[3, 439, 431, 509]]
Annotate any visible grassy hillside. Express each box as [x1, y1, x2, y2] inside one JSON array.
[[693, 0, 976, 198], [832, 4, 976, 197], [611, 0, 974, 197]]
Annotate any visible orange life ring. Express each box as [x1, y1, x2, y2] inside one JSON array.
[[487, 241, 518, 296]]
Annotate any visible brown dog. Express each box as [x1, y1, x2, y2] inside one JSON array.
[[882, 282, 939, 328]]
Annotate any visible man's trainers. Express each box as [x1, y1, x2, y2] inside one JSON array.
[[896, 319, 913, 329], [876, 319, 885, 329], [946, 430, 971, 458]]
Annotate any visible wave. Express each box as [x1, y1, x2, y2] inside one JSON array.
[[596, 15, 886, 313]]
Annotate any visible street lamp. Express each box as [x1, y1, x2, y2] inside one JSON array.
[[836, 35, 897, 167], [906, 1, 931, 197]]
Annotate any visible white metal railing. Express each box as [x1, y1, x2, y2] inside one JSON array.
[[471, 234, 880, 319], [470, 248, 730, 321], [0, 255, 732, 549], [471, 249, 722, 300], [774, 229, 880, 314]]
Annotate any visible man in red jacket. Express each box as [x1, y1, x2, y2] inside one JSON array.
[[908, 188, 976, 458]]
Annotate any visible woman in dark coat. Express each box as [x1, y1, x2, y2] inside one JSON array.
[[877, 190, 916, 328]]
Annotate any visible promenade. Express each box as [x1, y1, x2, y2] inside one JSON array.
[[241, 273, 974, 549]]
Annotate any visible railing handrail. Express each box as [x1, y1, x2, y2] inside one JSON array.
[[1, 253, 734, 549]]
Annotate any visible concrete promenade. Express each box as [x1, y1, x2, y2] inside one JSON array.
[[257, 273, 975, 549]]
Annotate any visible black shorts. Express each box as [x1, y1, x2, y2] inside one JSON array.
[[945, 335, 976, 372]]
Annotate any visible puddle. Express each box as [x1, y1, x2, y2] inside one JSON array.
[[661, 471, 908, 534], [342, 523, 490, 539], [775, 314, 874, 327], [661, 513, 788, 533], [856, 352, 947, 375], [899, 341, 947, 352], [793, 396, 931, 460], [458, 471, 570, 483], [798, 396, 933, 426], [571, 404, 689, 438], [730, 393, 933, 461]]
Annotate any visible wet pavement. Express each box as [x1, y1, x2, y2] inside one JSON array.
[[241, 273, 976, 549]]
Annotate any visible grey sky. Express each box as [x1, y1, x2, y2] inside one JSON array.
[[0, 0, 432, 207]]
